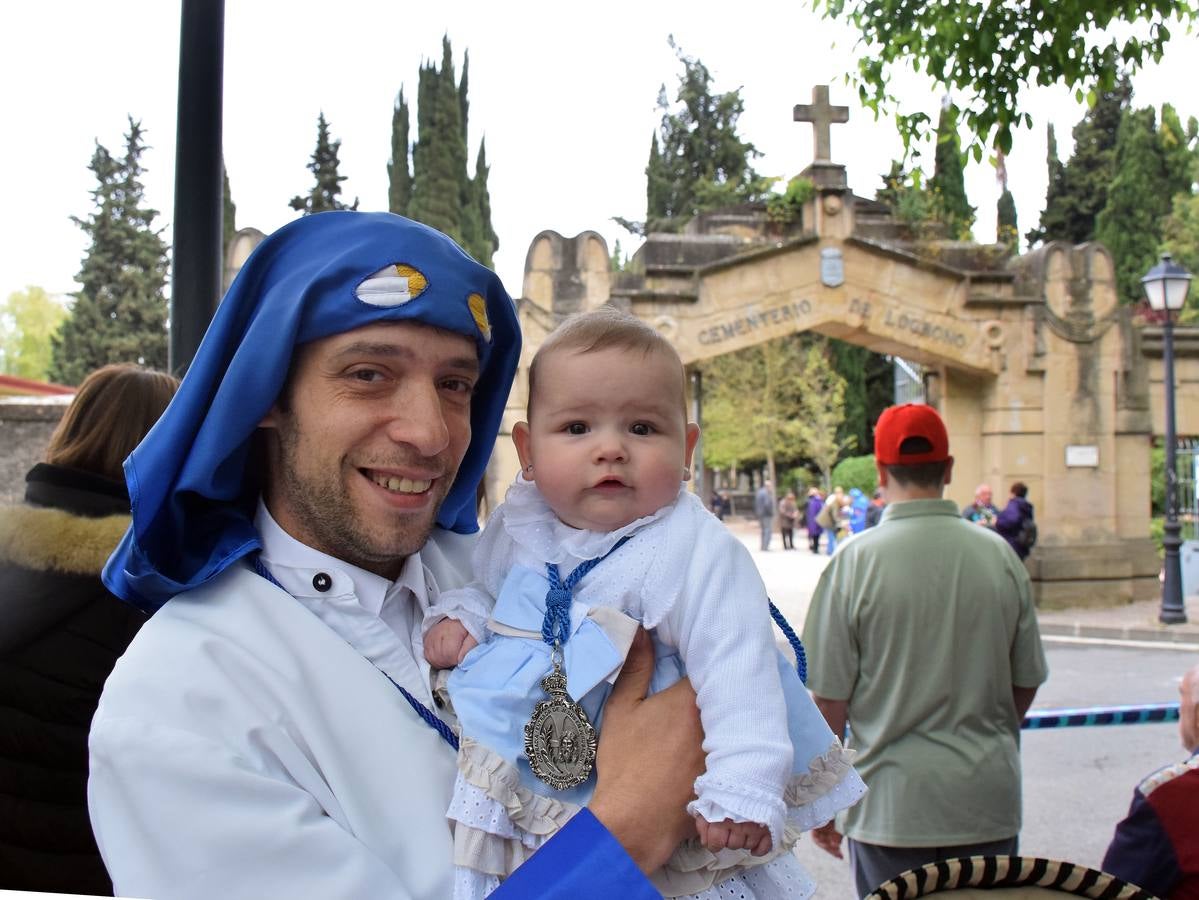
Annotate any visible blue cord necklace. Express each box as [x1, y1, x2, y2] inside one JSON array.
[[524, 537, 629, 790], [252, 556, 459, 752]]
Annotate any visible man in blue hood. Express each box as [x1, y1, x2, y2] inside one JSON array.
[[88, 212, 701, 899]]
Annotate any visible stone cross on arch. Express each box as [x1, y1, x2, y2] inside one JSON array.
[[793, 85, 849, 162]]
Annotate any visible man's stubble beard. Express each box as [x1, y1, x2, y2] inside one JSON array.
[[270, 420, 453, 576]]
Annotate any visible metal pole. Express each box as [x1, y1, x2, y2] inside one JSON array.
[[169, 0, 225, 376], [690, 368, 705, 500], [1161, 310, 1188, 624]]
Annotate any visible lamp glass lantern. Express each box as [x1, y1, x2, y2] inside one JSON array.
[[1141, 253, 1193, 312]]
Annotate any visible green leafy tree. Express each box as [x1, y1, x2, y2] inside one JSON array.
[[812, 0, 1196, 156], [50, 118, 169, 385], [637, 39, 772, 234], [0, 286, 67, 380], [700, 335, 811, 487], [1096, 104, 1198, 303], [701, 335, 853, 489], [1028, 76, 1132, 246], [830, 454, 878, 496], [387, 88, 412, 217], [928, 100, 974, 239], [794, 340, 854, 488], [290, 112, 358, 215], [1161, 191, 1199, 322]]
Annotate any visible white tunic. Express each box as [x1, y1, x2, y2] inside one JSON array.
[[87, 505, 476, 900]]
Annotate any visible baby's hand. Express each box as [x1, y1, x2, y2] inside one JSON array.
[[694, 816, 772, 856], [423, 619, 478, 669]]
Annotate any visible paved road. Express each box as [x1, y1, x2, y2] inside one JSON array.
[[723, 522, 1190, 897]]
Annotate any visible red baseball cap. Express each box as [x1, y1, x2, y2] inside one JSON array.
[[874, 404, 950, 465]]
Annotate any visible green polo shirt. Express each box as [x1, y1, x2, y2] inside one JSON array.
[[802, 498, 1048, 847]]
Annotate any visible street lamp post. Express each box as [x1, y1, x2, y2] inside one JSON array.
[[1142, 253, 1194, 625]]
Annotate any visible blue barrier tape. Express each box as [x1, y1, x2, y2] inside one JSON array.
[[1022, 703, 1181, 730]]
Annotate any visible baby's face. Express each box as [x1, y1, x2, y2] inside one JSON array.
[[516, 345, 698, 532]]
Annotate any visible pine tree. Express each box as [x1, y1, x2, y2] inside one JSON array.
[[387, 89, 412, 216], [50, 118, 169, 385], [1097, 104, 1199, 303], [1026, 125, 1065, 246], [642, 39, 772, 233], [1029, 76, 1132, 246], [928, 100, 974, 239], [290, 112, 358, 215]]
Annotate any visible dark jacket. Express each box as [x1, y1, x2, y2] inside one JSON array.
[[0, 463, 146, 895], [995, 495, 1035, 560], [1102, 752, 1199, 899], [806, 496, 824, 537]]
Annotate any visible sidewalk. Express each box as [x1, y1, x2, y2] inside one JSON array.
[[722, 518, 1199, 646]]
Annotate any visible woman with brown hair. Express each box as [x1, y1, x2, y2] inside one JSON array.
[[0, 363, 177, 895]]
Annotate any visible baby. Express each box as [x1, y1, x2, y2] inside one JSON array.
[[424, 307, 864, 899]]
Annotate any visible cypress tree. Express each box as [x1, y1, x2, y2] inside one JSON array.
[[289, 112, 358, 215], [409, 40, 466, 242], [387, 89, 412, 216], [458, 139, 496, 267], [995, 149, 1018, 248], [1097, 104, 1199, 303], [997, 190, 1018, 247], [928, 100, 974, 240], [402, 37, 497, 265], [50, 118, 169, 385], [1029, 75, 1132, 246]]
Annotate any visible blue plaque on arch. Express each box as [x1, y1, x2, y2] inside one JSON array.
[[821, 247, 844, 287]]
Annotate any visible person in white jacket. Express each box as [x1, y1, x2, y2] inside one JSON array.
[[88, 212, 706, 900], [425, 307, 865, 899]]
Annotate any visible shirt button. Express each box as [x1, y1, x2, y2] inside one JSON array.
[[312, 572, 332, 592]]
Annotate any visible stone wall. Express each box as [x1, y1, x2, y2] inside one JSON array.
[[0, 397, 69, 504]]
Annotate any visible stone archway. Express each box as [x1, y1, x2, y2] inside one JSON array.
[[501, 127, 1158, 608]]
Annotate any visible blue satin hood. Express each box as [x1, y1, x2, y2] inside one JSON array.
[[103, 211, 520, 613]]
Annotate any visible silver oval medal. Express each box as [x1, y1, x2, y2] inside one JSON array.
[[524, 659, 597, 790]]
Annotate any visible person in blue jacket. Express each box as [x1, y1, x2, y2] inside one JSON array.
[[87, 211, 702, 900]]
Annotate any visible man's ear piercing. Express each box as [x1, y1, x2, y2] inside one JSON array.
[[525, 464, 534, 472], [682, 467, 691, 481]]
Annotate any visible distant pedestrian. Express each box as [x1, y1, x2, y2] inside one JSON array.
[[710, 489, 726, 521], [778, 491, 799, 550], [817, 486, 844, 556], [806, 489, 824, 554], [864, 489, 885, 529], [995, 481, 1037, 560], [803, 404, 1048, 896], [961, 483, 999, 528], [848, 488, 869, 534], [754, 479, 776, 551]]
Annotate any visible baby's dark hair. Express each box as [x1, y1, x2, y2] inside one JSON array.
[[527, 306, 684, 417]]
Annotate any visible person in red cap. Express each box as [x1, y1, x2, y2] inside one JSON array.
[[801, 403, 1049, 897]]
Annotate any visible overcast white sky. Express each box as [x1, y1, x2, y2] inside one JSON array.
[[4, 2, 1198, 306]]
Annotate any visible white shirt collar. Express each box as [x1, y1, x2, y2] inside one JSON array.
[[253, 499, 428, 617]]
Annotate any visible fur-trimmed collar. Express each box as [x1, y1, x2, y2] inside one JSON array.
[[0, 504, 130, 575]]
